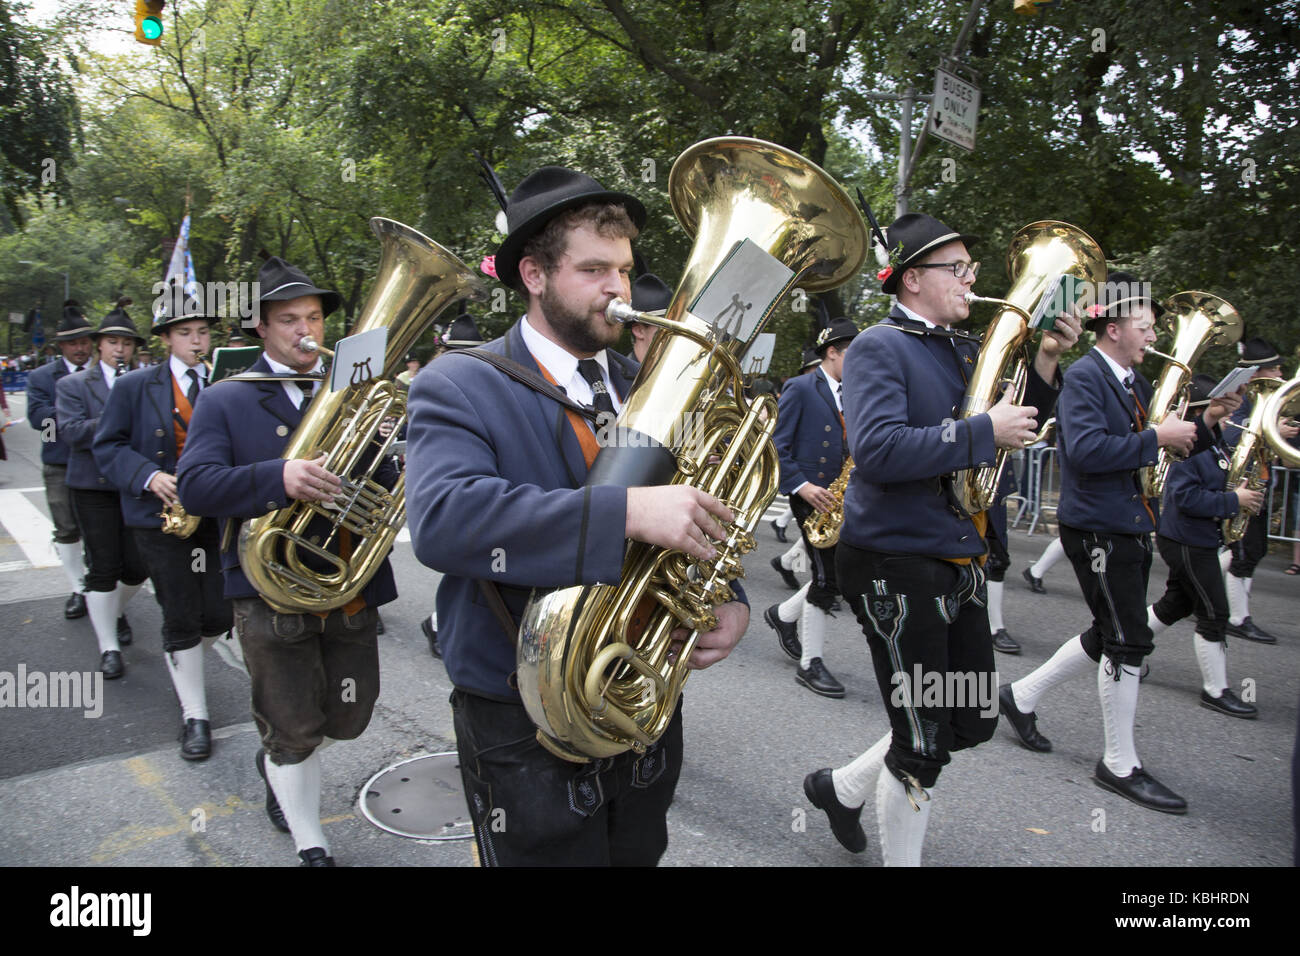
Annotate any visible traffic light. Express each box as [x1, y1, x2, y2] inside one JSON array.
[[1014, 0, 1059, 13], [134, 0, 165, 46]]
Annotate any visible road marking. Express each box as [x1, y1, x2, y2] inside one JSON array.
[[0, 560, 33, 573], [95, 756, 229, 866], [0, 489, 60, 568]]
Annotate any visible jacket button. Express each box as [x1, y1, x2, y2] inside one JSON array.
[[1134, 516, 1141, 523], [819, 457, 826, 464], [266, 501, 277, 510], [822, 441, 829, 448], [1130, 495, 1138, 501], [824, 425, 832, 432], [155, 451, 164, 459], [818, 473, 825, 479], [154, 428, 164, 437], [276, 425, 289, 437], [97, 476, 105, 484]]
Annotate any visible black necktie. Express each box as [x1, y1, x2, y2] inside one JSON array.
[[836, 382, 843, 409], [298, 380, 315, 409], [74, 364, 84, 373], [186, 368, 200, 407], [577, 359, 615, 417]]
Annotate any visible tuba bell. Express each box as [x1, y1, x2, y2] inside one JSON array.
[[954, 221, 1107, 516], [1258, 365, 1300, 469], [1222, 375, 1286, 543], [515, 137, 869, 762], [1139, 292, 1242, 499], [238, 218, 486, 613]]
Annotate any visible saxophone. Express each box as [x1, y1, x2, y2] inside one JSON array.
[[1222, 376, 1285, 543], [804, 456, 853, 549], [515, 137, 870, 762]]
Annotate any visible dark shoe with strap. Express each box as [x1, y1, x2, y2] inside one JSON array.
[[65, 591, 87, 619], [803, 768, 866, 853], [256, 748, 292, 833], [298, 847, 336, 867], [998, 683, 1051, 752], [796, 658, 845, 698], [1225, 616, 1276, 644], [770, 518, 788, 543], [1200, 688, 1258, 719], [1093, 760, 1188, 814], [100, 650, 124, 680], [1022, 567, 1045, 594], [763, 604, 801, 661], [992, 628, 1021, 654], [421, 616, 441, 659], [116, 614, 132, 646], [179, 718, 212, 761], [770, 556, 800, 591]]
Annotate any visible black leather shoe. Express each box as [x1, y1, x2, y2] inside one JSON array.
[[116, 614, 132, 646], [298, 847, 336, 867], [65, 592, 86, 619], [100, 650, 124, 680], [763, 604, 801, 661], [796, 658, 845, 698], [1022, 567, 1045, 594], [992, 628, 1021, 654], [1200, 688, 1258, 719], [179, 718, 211, 761], [256, 748, 292, 833], [770, 519, 788, 543], [1093, 760, 1187, 814], [421, 616, 441, 659], [803, 768, 866, 852], [1226, 616, 1276, 644], [998, 683, 1051, 752], [375, 613, 385, 635], [770, 556, 800, 590]]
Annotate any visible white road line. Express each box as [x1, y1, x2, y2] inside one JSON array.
[[0, 489, 61, 568], [0, 560, 33, 573]]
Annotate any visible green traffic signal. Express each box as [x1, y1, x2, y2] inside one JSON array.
[[141, 17, 163, 40]]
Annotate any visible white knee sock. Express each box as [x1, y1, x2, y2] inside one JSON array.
[[1244, 575, 1253, 595], [1218, 548, 1232, 575], [832, 731, 890, 808], [115, 581, 143, 617], [1031, 537, 1066, 579], [265, 751, 329, 855], [1099, 659, 1142, 776], [85, 590, 121, 655], [1147, 606, 1168, 637], [876, 770, 931, 867], [1192, 634, 1228, 697], [779, 540, 803, 570], [778, 582, 809, 623], [54, 541, 86, 594], [987, 581, 1005, 632], [1226, 573, 1249, 626], [1010, 635, 1091, 713], [775, 508, 792, 529], [799, 601, 828, 668], [165, 645, 208, 720]]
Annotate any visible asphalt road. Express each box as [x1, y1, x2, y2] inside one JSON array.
[[1, 391, 1295, 868]]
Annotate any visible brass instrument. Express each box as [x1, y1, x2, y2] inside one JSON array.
[[954, 221, 1107, 515], [239, 218, 486, 613], [516, 137, 869, 762], [160, 355, 212, 540], [1259, 367, 1300, 469], [805, 456, 853, 549], [1222, 376, 1285, 543], [1139, 292, 1242, 499]]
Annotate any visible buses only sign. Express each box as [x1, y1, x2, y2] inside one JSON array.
[[930, 66, 980, 152]]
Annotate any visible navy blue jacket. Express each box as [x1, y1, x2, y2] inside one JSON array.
[[94, 363, 194, 528], [406, 320, 744, 701], [26, 357, 76, 465], [840, 308, 1060, 559], [1056, 348, 1213, 535], [176, 355, 398, 605], [55, 362, 114, 491], [773, 368, 847, 494], [1158, 441, 1238, 548]]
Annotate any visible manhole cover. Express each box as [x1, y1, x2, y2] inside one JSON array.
[[359, 752, 473, 841]]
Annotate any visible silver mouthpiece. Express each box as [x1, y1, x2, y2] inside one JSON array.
[[605, 298, 639, 325]]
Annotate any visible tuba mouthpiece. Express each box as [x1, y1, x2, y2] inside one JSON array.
[[604, 298, 638, 326]]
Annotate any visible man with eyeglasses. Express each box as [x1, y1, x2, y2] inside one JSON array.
[[802, 212, 1080, 864]]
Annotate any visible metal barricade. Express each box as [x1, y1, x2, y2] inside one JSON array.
[[1266, 465, 1299, 544], [1008, 444, 1057, 536]]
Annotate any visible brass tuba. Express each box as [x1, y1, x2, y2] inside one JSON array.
[[954, 221, 1107, 515], [239, 218, 486, 613], [1259, 366, 1300, 469], [804, 456, 854, 549], [1139, 292, 1242, 499], [516, 137, 869, 762], [1222, 376, 1286, 543]]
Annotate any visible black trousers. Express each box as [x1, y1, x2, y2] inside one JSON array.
[[1060, 524, 1154, 667], [789, 493, 839, 611], [1152, 535, 1229, 642], [132, 520, 232, 652], [1228, 511, 1268, 578], [450, 690, 683, 866], [984, 527, 1010, 583], [836, 543, 997, 789], [70, 487, 147, 593]]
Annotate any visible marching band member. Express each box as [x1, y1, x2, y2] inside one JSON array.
[[56, 303, 147, 679], [767, 318, 859, 697], [179, 258, 399, 866], [26, 303, 96, 620], [406, 165, 747, 866], [94, 298, 233, 760], [999, 274, 1241, 814], [769, 349, 821, 545], [803, 212, 1076, 863]]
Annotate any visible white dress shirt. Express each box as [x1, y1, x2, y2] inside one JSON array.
[[519, 315, 623, 414]]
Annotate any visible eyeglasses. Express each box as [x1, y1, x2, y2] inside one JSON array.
[[911, 261, 980, 279]]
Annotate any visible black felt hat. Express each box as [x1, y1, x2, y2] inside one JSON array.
[[443, 305, 484, 349], [53, 300, 95, 341], [94, 299, 146, 343], [631, 273, 673, 314], [880, 213, 979, 295], [1237, 336, 1281, 369], [814, 318, 859, 355], [151, 293, 218, 335], [1187, 373, 1218, 409], [252, 257, 341, 337], [1087, 270, 1165, 332], [800, 347, 822, 371], [494, 166, 645, 290]]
